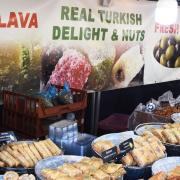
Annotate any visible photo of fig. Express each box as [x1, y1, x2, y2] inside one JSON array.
[[112, 45, 144, 88], [153, 35, 180, 68]]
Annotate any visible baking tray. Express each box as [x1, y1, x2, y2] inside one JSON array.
[[134, 122, 180, 156]]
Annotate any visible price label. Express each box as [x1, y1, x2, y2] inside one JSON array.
[[0, 131, 17, 145], [119, 138, 134, 153], [101, 146, 118, 163]]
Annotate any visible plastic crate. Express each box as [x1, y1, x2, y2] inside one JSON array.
[[2, 88, 87, 138]]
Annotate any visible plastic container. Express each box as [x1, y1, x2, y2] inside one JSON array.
[[56, 133, 96, 157], [49, 120, 78, 141]]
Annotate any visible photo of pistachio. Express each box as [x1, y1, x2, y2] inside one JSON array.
[[153, 35, 180, 68]]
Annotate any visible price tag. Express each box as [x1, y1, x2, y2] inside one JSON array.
[[101, 146, 118, 163], [119, 138, 134, 153], [0, 131, 17, 145], [113, 138, 134, 163]]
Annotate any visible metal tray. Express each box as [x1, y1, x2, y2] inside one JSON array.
[[134, 122, 166, 135], [35, 155, 83, 180], [134, 122, 180, 156], [152, 157, 180, 175], [35, 155, 124, 180], [0, 140, 35, 175]]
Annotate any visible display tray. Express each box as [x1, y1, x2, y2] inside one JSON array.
[[0, 167, 34, 175], [91, 131, 137, 157], [134, 122, 180, 156], [35, 155, 124, 180], [152, 157, 180, 175], [35, 155, 83, 180], [134, 122, 166, 135], [0, 140, 35, 174], [0, 140, 63, 175]]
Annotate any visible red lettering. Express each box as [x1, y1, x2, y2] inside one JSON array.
[[28, 13, 38, 28], [19, 12, 30, 28], [155, 23, 160, 32], [0, 17, 6, 27], [7, 12, 18, 28]]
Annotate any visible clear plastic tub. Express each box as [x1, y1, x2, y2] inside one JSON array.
[[56, 133, 96, 157]]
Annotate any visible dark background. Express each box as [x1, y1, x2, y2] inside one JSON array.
[[85, 79, 180, 134]]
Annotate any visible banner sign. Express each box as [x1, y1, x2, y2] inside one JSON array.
[[0, 0, 179, 93]]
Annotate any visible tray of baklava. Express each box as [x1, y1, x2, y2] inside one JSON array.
[[35, 155, 126, 180], [135, 122, 180, 147], [0, 139, 62, 174]]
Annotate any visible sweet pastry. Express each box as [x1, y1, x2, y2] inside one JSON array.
[[89, 169, 110, 180], [41, 157, 125, 180], [41, 169, 69, 179], [58, 164, 82, 177], [167, 166, 180, 179], [112, 45, 144, 88], [162, 129, 178, 144], [121, 153, 135, 166], [92, 140, 115, 154], [3, 171, 19, 180], [0, 139, 62, 168], [109, 168, 126, 180], [100, 163, 123, 174], [148, 172, 167, 180], [73, 162, 93, 173], [0, 160, 5, 167], [131, 148, 149, 167], [151, 129, 166, 143]]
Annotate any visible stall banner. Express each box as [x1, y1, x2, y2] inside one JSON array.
[[0, 0, 179, 93]]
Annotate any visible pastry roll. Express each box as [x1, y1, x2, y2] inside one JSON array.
[[3, 171, 19, 180], [131, 148, 148, 167], [92, 140, 115, 154], [89, 169, 110, 180], [41, 169, 68, 179], [162, 129, 178, 144], [21, 143, 38, 165], [38, 141, 52, 157], [45, 139, 62, 155], [16, 145, 34, 167], [146, 136, 166, 152], [167, 166, 180, 179], [28, 144, 42, 161], [80, 157, 91, 164], [89, 157, 104, 169], [150, 141, 165, 160], [73, 162, 93, 173], [0, 160, 5, 167], [81, 157, 103, 169], [100, 163, 123, 174], [143, 145, 157, 165], [1, 150, 19, 167], [33, 142, 49, 159], [58, 164, 82, 177], [151, 129, 166, 143], [121, 153, 134, 166], [148, 172, 166, 180], [171, 129, 180, 144], [0, 151, 15, 167], [109, 168, 126, 180], [11, 149, 31, 168], [83, 175, 97, 180]]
